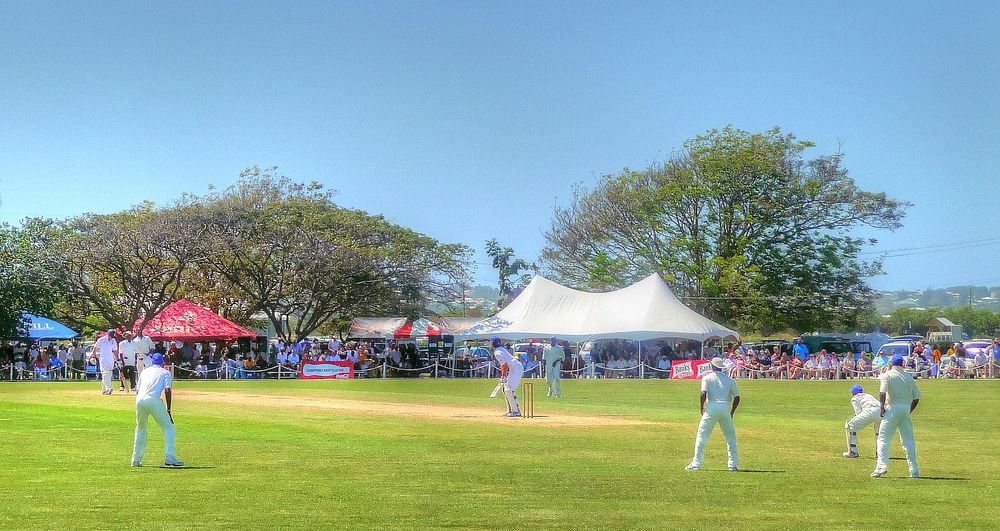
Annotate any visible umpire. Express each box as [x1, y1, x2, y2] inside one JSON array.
[[119, 331, 139, 391]]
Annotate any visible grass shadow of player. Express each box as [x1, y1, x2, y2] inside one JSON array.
[[889, 476, 970, 481], [734, 469, 786, 474], [156, 466, 216, 470]]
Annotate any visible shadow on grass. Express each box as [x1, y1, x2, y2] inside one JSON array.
[[154, 466, 216, 470], [888, 476, 970, 481], [701, 469, 786, 473]]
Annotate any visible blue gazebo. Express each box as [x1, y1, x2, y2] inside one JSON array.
[[20, 313, 78, 340]]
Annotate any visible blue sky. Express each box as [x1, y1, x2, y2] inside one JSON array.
[[2, 1, 998, 289]]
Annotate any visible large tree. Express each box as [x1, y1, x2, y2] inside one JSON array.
[[0, 222, 64, 339], [541, 126, 909, 332], [187, 167, 471, 341]]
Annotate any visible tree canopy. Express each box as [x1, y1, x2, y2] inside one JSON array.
[[21, 167, 471, 340], [541, 127, 910, 333]]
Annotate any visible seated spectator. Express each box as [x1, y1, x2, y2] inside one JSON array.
[[842, 355, 856, 378], [974, 349, 989, 378], [33, 354, 48, 381], [194, 362, 207, 378], [757, 350, 774, 379], [287, 351, 300, 370], [788, 356, 804, 380], [49, 355, 65, 380], [817, 350, 832, 380], [873, 351, 890, 373], [656, 355, 671, 378]]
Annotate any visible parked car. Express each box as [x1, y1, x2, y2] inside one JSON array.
[[878, 341, 914, 359]]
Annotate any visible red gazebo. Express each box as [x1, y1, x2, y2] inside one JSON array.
[[135, 299, 256, 342]]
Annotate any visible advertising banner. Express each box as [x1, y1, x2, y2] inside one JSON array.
[[300, 360, 355, 379], [670, 360, 711, 380]]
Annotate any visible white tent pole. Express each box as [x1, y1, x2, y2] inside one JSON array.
[[638, 339, 643, 379]]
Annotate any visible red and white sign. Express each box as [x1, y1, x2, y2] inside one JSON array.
[[300, 360, 355, 379], [670, 360, 711, 380]]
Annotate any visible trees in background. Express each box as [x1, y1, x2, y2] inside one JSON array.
[[0, 222, 63, 339], [485, 238, 535, 307], [17, 167, 470, 340], [542, 127, 909, 333]]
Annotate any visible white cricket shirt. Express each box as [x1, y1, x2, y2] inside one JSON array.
[[851, 393, 880, 414], [118, 339, 137, 365], [94, 337, 118, 367], [135, 365, 172, 400], [879, 366, 921, 407], [700, 370, 740, 404]]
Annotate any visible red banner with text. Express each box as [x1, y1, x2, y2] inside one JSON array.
[[670, 360, 711, 380], [300, 360, 355, 379]]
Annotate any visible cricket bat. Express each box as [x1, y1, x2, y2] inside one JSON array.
[[489, 380, 504, 398]]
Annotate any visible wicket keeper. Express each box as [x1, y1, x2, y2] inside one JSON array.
[[844, 384, 880, 458]]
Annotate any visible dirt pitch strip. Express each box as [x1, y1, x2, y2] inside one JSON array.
[[177, 390, 654, 427]]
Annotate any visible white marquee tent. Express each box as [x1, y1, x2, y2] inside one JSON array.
[[458, 273, 739, 342]]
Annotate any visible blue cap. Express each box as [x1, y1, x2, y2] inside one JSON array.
[[851, 384, 864, 396], [491, 337, 502, 348], [151, 353, 165, 366], [891, 355, 904, 366]]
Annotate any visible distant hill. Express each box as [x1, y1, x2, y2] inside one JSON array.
[[876, 286, 1000, 312], [469, 285, 499, 300]]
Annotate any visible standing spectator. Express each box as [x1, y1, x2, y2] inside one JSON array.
[[70, 342, 86, 380], [792, 338, 810, 362], [932, 345, 942, 365], [93, 330, 119, 395]]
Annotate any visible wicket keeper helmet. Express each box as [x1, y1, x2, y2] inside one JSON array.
[[851, 384, 864, 396]]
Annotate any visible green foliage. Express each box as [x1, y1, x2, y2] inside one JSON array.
[[0, 223, 64, 339], [881, 306, 1000, 338], [542, 126, 909, 333], [485, 238, 535, 306]]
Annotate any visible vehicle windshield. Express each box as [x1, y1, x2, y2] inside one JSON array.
[[879, 344, 910, 357]]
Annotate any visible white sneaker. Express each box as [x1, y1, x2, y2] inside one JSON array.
[[871, 469, 887, 478], [910, 471, 920, 478], [130, 462, 142, 467], [843, 452, 860, 458], [164, 460, 185, 467], [728, 466, 739, 472], [685, 463, 700, 471]]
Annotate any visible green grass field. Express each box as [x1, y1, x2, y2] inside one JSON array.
[[1, 377, 997, 530]]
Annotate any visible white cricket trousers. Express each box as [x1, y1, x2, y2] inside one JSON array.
[[875, 407, 918, 475], [503, 364, 524, 414], [691, 402, 739, 469], [846, 408, 881, 456], [132, 396, 176, 464], [546, 363, 561, 397], [101, 370, 114, 392]]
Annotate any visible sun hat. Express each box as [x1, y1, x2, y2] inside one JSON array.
[[710, 357, 726, 369], [150, 353, 165, 366], [851, 384, 864, 396]]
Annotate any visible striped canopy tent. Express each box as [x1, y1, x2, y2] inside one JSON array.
[[391, 318, 446, 339], [348, 317, 408, 339]]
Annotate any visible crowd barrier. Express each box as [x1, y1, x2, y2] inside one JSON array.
[[3, 358, 998, 382]]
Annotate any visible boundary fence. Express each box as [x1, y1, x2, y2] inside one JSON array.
[[4, 358, 997, 382]]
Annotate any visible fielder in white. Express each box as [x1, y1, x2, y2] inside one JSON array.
[[492, 337, 523, 417], [131, 353, 184, 467], [872, 355, 921, 478], [543, 337, 565, 398], [843, 384, 880, 458], [93, 330, 119, 395], [686, 357, 740, 472]]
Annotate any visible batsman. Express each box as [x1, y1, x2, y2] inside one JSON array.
[[843, 384, 880, 459], [492, 337, 523, 417], [543, 336, 565, 398]]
